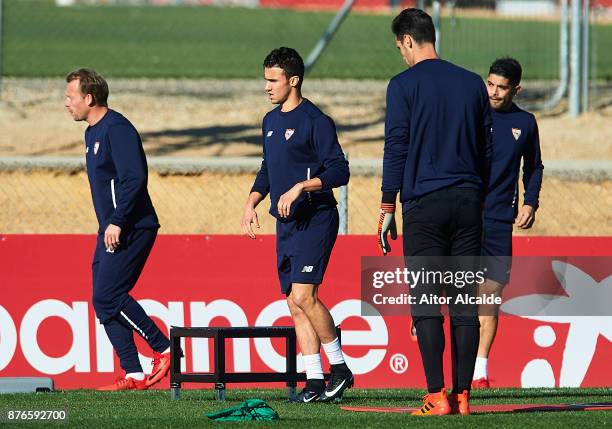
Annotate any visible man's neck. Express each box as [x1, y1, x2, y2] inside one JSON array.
[[87, 106, 109, 126], [412, 45, 439, 66], [496, 102, 515, 113], [280, 91, 303, 112]]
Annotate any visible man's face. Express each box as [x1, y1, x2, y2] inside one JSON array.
[[65, 79, 91, 121], [487, 73, 520, 111], [396, 35, 414, 66], [264, 67, 294, 105]]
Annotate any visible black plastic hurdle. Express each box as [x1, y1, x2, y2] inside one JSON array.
[[169, 326, 340, 401]]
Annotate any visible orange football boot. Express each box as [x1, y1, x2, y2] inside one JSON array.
[[449, 389, 470, 415], [411, 388, 451, 416]]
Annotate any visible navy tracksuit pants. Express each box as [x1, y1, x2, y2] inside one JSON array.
[[92, 228, 170, 374]]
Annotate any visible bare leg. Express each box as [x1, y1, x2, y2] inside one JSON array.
[[477, 280, 503, 358], [286, 295, 321, 355], [288, 283, 337, 345]]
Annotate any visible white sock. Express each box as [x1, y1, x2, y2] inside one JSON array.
[[473, 357, 488, 380], [161, 347, 170, 354], [322, 337, 345, 365], [302, 354, 324, 380], [126, 372, 145, 381]]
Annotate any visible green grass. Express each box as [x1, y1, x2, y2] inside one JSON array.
[[1, 388, 611, 428], [3, 0, 612, 79]]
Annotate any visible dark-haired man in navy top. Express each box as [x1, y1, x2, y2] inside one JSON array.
[[378, 8, 492, 415], [65, 68, 171, 391], [473, 58, 544, 389], [242, 47, 352, 403]]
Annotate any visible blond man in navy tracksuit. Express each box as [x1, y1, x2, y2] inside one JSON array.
[[65, 68, 171, 391]]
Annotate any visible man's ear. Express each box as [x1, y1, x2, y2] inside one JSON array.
[[289, 75, 300, 88], [514, 84, 522, 97], [403, 34, 413, 49], [86, 93, 96, 107]]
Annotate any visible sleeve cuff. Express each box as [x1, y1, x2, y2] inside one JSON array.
[[250, 186, 269, 197], [109, 215, 126, 229], [381, 192, 398, 204], [318, 167, 349, 191]]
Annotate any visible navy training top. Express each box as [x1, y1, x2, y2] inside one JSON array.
[[382, 59, 492, 209], [485, 103, 544, 222], [251, 99, 349, 221], [85, 109, 159, 234]]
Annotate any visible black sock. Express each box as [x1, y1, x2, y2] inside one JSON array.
[[415, 317, 445, 393], [306, 378, 325, 392], [450, 324, 479, 393]]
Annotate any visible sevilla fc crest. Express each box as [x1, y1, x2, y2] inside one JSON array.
[[94, 142, 100, 154], [285, 129, 295, 140], [512, 128, 521, 141]]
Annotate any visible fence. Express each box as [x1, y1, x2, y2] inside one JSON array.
[[0, 2, 609, 237], [1, 157, 610, 236], [1, 0, 610, 112], [589, 3, 612, 110]]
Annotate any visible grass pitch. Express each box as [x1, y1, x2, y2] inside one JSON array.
[[3, 0, 612, 80], [1, 388, 611, 428]]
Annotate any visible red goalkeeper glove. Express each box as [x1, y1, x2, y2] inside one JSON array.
[[377, 202, 397, 255]]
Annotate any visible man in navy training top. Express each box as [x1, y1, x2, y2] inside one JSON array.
[[377, 9, 492, 415], [241, 47, 352, 403], [472, 58, 544, 389], [65, 68, 172, 391]]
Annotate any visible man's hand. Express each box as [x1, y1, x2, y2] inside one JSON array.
[[377, 203, 397, 255], [277, 183, 304, 218], [104, 224, 122, 251], [515, 205, 535, 229], [242, 205, 260, 239]]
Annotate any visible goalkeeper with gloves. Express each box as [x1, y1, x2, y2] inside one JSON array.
[[378, 8, 492, 416]]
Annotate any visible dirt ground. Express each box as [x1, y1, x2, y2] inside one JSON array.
[[0, 78, 610, 235], [1, 78, 611, 160]]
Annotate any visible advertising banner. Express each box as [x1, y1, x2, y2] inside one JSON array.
[[0, 235, 610, 390]]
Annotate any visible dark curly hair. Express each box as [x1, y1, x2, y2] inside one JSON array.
[[263, 47, 305, 88]]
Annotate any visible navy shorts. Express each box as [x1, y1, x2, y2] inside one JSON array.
[[481, 219, 513, 285], [276, 207, 339, 295]]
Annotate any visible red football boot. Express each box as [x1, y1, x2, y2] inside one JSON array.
[[146, 352, 171, 387], [472, 377, 490, 389], [97, 377, 147, 391]]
